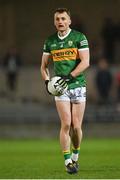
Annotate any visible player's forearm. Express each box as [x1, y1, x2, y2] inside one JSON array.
[[41, 66, 50, 81], [41, 53, 50, 81], [71, 49, 90, 77], [71, 60, 89, 77]]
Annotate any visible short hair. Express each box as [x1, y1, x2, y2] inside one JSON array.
[[54, 8, 71, 17]]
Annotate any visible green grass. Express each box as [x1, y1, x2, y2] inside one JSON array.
[[0, 138, 120, 179]]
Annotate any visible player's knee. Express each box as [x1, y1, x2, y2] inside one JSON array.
[[62, 123, 71, 132], [73, 126, 82, 135], [72, 118, 82, 130]]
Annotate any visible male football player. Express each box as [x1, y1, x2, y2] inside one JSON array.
[[41, 8, 90, 174]]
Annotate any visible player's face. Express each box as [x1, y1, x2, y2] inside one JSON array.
[[54, 12, 71, 32]]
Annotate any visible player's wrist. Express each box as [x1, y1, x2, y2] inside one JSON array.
[[45, 80, 51, 95], [69, 74, 74, 80], [61, 74, 74, 82], [45, 80, 49, 85]]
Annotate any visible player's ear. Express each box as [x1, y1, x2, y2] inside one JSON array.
[[69, 18, 71, 25]]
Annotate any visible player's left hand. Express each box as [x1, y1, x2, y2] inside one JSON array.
[[60, 74, 74, 82], [55, 78, 68, 90]]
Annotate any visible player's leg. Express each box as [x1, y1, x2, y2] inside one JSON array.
[[71, 101, 86, 169], [55, 100, 77, 174]]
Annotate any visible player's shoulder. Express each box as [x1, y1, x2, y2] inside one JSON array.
[[71, 29, 87, 39]]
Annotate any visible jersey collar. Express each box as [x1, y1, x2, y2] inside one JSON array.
[[58, 28, 71, 40]]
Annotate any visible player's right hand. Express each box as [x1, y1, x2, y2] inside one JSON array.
[[45, 80, 51, 95]]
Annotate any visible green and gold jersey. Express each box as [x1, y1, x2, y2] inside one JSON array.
[[43, 29, 89, 89]]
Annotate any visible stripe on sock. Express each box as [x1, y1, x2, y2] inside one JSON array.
[[72, 147, 80, 154], [63, 150, 71, 160]]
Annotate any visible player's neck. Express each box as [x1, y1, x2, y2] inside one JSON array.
[[58, 28, 71, 37], [58, 28, 71, 40]]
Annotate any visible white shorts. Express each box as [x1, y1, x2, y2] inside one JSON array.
[[55, 87, 86, 103]]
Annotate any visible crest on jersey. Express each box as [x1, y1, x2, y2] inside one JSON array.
[[68, 41, 73, 46]]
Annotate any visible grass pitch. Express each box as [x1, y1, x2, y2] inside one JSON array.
[[0, 138, 120, 179]]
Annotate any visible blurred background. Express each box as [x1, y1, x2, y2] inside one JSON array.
[[0, 0, 120, 139]]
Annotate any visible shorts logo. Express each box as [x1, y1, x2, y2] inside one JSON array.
[[83, 92, 86, 97]]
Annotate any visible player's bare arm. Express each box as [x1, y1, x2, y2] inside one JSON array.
[[41, 53, 50, 81], [71, 49, 90, 77]]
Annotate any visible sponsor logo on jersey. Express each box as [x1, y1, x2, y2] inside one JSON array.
[[51, 48, 79, 61]]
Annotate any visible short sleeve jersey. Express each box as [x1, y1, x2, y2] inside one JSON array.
[[43, 29, 89, 89]]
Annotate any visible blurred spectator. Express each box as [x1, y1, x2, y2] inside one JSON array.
[[101, 18, 116, 64], [3, 47, 22, 99], [116, 72, 120, 103], [114, 21, 120, 63], [95, 58, 113, 104], [90, 40, 103, 65], [115, 21, 120, 41]]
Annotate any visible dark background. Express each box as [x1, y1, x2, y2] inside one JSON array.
[[0, 0, 120, 138], [0, 0, 120, 64]]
